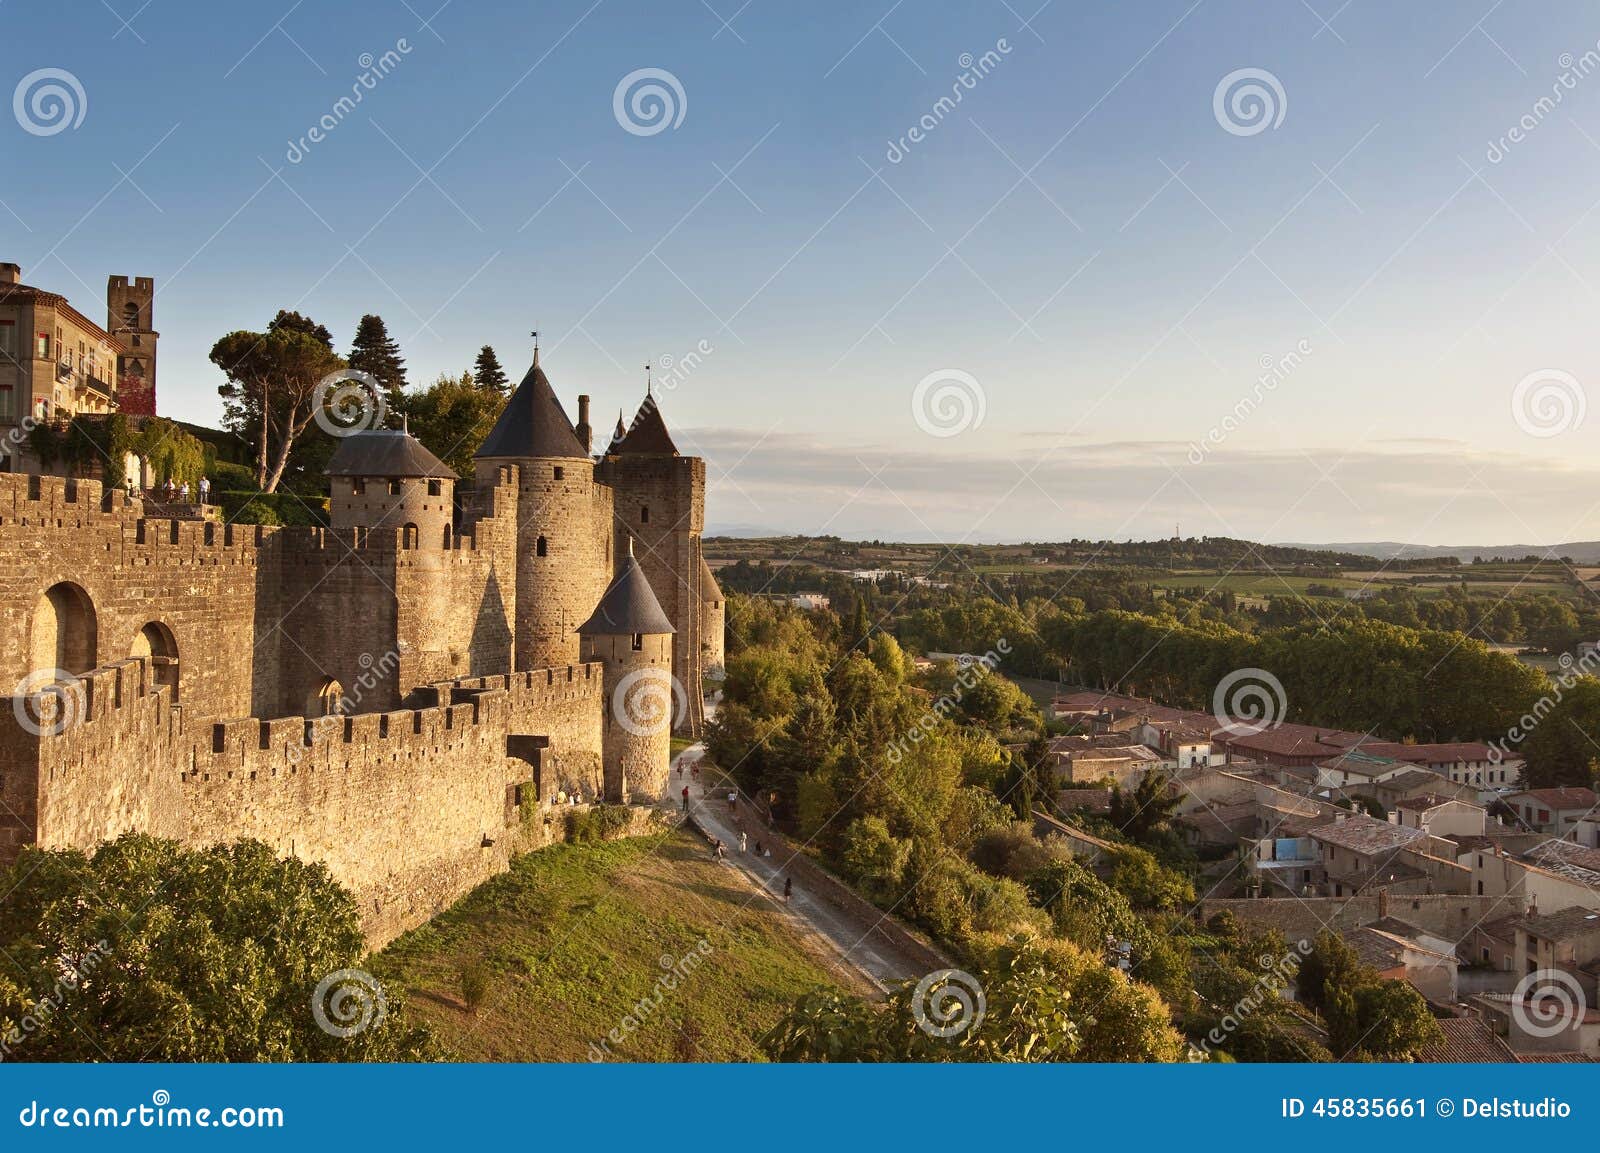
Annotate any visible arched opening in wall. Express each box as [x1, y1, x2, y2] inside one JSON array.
[[129, 621, 180, 701], [442, 524, 453, 549], [536, 535, 548, 557], [122, 301, 140, 329], [640, 505, 650, 524], [307, 678, 344, 717], [30, 582, 97, 676], [403, 522, 419, 548]]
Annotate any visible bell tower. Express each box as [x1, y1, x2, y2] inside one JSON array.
[[106, 275, 158, 415]]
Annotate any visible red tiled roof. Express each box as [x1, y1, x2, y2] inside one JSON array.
[[1509, 788, 1599, 811]]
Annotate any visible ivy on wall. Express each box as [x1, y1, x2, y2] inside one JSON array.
[[27, 415, 212, 491]]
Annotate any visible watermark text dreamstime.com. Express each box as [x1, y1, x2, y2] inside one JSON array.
[[588, 939, 714, 1060], [1188, 939, 1311, 1061], [0, 940, 111, 1061], [1487, 42, 1600, 163], [1187, 339, 1312, 463], [886, 640, 1012, 764], [286, 39, 414, 164], [1490, 644, 1600, 764], [886, 39, 1013, 164]]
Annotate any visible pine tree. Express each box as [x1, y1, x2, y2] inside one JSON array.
[[347, 314, 408, 415], [473, 345, 509, 394]]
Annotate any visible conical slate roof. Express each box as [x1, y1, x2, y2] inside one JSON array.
[[610, 393, 679, 456], [326, 429, 456, 478], [578, 541, 676, 635], [699, 555, 722, 601], [475, 352, 588, 460]]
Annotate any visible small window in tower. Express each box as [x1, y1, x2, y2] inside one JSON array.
[[351, 479, 366, 496], [388, 479, 401, 495], [553, 466, 564, 481], [427, 479, 441, 496], [641, 505, 650, 524], [536, 535, 548, 557], [631, 633, 643, 651]]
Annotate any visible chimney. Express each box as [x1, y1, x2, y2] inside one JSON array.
[[0, 263, 19, 286], [575, 394, 592, 453]]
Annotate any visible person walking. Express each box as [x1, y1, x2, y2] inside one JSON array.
[[681, 784, 689, 812], [198, 476, 210, 504], [783, 876, 793, 903], [739, 831, 748, 853]]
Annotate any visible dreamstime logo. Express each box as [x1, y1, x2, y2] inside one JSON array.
[[1511, 369, 1585, 438], [313, 369, 387, 436], [0, 939, 110, 1061], [613, 68, 687, 136], [1487, 43, 1600, 163], [911, 968, 986, 1040], [311, 968, 388, 1038], [912, 369, 986, 438], [1212, 667, 1287, 735], [12, 669, 85, 737], [1213, 68, 1287, 137], [1489, 644, 1600, 765], [1511, 968, 1588, 1039], [13, 68, 87, 136], [612, 667, 688, 736]]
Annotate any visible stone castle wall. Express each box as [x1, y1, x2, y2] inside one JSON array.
[[0, 442, 716, 943]]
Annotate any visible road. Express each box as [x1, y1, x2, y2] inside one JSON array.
[[664, 742, 934, 992]]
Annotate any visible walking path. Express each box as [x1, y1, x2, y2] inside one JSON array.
[[664, 742, 932, 992]]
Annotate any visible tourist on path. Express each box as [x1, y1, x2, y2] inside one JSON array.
[[198, 476, 210, 503], [739, 831, 748, 853], [681, 785, 689, 812], [783, 876, 793, 903]]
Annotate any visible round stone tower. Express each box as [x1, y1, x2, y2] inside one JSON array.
[[326, 426, 456, 546], [578, 538, 677, 803], [474, 347, 607, 670], [699, 554, 725, 676]]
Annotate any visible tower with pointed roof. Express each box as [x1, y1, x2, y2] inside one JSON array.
[[474, 344, 613, 671], [597, 386, 710, 735], [578, 537, 676, 802], [327, 426, 457, 546]]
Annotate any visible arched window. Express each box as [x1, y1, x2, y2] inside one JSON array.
[[402, 522, 419, 548], [307, 678, 344, 717], [121, 301, 140, 330], [31, 582, 97, 675], [129, 621, 180, 700], [536, 535, 548, 557], [640, 506, 650, 524]]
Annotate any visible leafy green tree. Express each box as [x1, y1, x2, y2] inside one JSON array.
[[473, 344, 510, 394], [403, 372, 508, 479], [1106, 845, 1195, 912], [0, 836, 432, 1061], [211, 317, 345, 491], [1109, 770, 1181, 842], [1520, 678, 1600, 788], [347, 314, 408, 413]]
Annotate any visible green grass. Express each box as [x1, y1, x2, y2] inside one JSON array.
[[373, 830, 860, 1061], [669, 735, 697, 757]]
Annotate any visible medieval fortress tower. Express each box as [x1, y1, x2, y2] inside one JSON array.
[[0, 350, 726, 943]]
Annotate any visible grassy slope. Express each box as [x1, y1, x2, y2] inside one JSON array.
[[374, 829, 861, 1061]]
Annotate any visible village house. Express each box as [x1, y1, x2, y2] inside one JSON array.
[[1503, 788, 1600, 837], [1392, 795, 1490, 839], [1307, 813, 1469, 898], [1044, 733, 1165, 787]]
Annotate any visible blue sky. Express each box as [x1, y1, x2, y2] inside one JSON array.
[[6, 0, 1600, 543]]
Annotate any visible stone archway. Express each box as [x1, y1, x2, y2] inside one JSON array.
[[129, 621, 180, 701], [30, 582, 97, 676]]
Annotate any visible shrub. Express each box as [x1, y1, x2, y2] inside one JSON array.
[[567, 804, 634, 843]]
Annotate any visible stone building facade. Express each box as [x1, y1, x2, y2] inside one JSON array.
[[0, 263, 155, 472], [0, 353, 717, 943]]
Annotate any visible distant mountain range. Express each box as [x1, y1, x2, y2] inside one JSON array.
[[1278, 541, 1600, 563]]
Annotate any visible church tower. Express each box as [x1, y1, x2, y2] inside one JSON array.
[[106, 275, 157, 415]]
